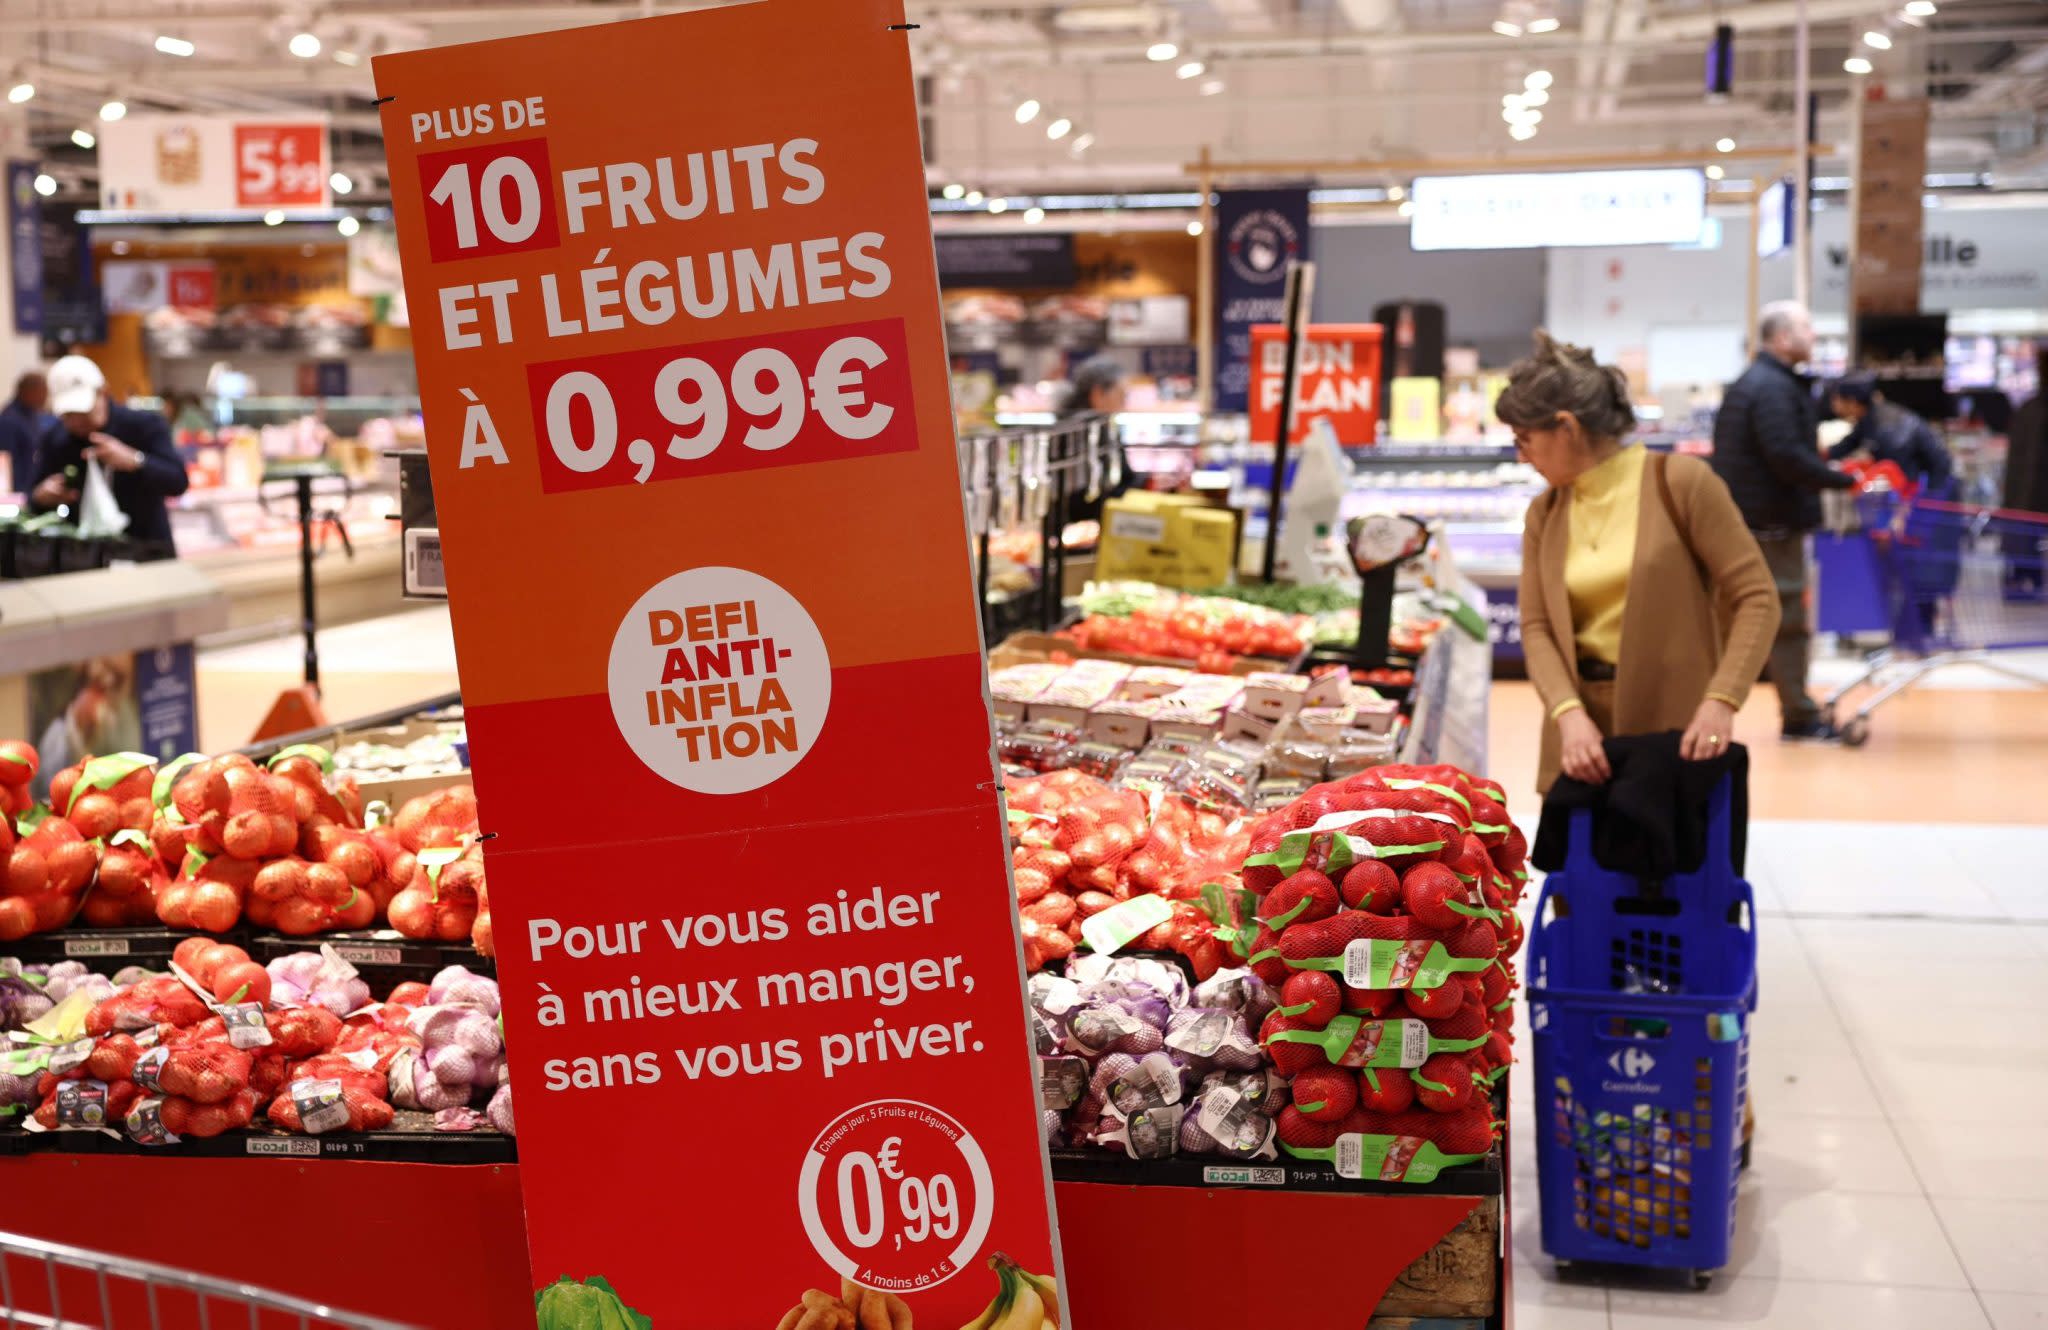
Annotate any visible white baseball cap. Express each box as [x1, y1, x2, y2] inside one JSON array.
[[47, 355, 106, 416]]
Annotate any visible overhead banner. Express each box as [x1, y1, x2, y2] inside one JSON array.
[[373, 3, 1063, 1327], [934, 231, 1077, 287], [1248, 322, 1384, 445], [7, 161, 42, 334], [96, 113, 331, 214], [1409, 169, 1705, 252], [1213, 186, 1310, 412]]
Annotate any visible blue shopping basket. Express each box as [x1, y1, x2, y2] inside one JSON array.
[[1527, 778, 1758, 1286]]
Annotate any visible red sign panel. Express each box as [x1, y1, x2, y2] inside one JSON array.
[[232, 124, 327, 208], [374, 3, 1063, 1326], [1249, 322, 1385, 446]]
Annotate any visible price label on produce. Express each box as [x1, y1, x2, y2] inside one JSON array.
[[799, 1099, 993, 1289]]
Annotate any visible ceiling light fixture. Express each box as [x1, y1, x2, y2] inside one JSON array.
[[1046, 117, 1072, 140], [99, 100, 127, 122], [1398, 200, 1416, 216], [1503, 92, 1525, 107], [1523, 88, 1549, 107], [1903, 0, 1936, 13], [329, 171, 353, 195], [1070, 133, 1096, 154], [989, 198, 1009, 214], [1014, 98, 1040, 124], [1844, 56, 1873, 73], [942, 183, 965, 200], [1491, 20, 1522, 37], [1023, 206, 1046, 224], [1388, 184, 1406, 201], [1706, 164, 1725, 180], [964, 189, 984, 206], [263, 209, 285, 225], [1509, 123, 1538, 140], [6, 83, 33, 104], [337, 215, 361, 237], [1198, 78, 1225, 96], [1177, 60, 1205, 79], [288, 32, 323, 58], [332, 50, 361, 67], [33, 173, 56, 197], [154, 35, 196, 57], [1525, 69, 1554, 91], [1863, 30, 1892, 49], [1187, 220, 1205, 236], [1147, 41, 1179, 61], [1716, 137, 1736, 152], [71, 129, 95, 149], [1527, 17, 1560, 33]]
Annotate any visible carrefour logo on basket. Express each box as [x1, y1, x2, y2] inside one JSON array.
[[1608, 1048, 1657, 1080]]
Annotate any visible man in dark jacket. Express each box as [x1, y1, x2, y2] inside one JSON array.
[[1826, 374, 1954, 493], [29, 355, 189, 555], [1710, 302, 1854, 740], [0, 369, 49, 493]]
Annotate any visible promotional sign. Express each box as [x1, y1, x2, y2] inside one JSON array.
[[1248, 323, 1383, 445], [1213, 187, 1310, 412], [96, 114, 331, 214], [7, 161, 41, 334], [1409, 169, 1705, 252], [934, 231, 1077, 287], [373, 4, 1063, 1326]]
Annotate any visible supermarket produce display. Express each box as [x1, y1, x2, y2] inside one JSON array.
[[1, 605, 1509, 1323]]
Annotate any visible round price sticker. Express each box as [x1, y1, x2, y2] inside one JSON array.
[[798, 1099, 993, 1291]]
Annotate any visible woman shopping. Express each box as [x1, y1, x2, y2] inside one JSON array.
[[1502, 333, 1781, 792]]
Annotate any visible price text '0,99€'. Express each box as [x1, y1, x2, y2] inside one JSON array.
[[523, 318, 918, 493]]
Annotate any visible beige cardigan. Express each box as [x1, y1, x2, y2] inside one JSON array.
[[1520, 451, 1781, 793]]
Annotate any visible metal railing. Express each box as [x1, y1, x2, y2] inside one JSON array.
[[0, 1233, 417, 1330]]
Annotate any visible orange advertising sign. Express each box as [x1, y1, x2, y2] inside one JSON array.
[[1248, 322, 1385, 445], [374, 3, 1063, 1325]]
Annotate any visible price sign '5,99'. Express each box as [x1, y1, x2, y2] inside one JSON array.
[[525, 317, 918, 494]]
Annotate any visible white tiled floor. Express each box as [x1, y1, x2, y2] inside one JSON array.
[[1511, 820, 2048, 1329]]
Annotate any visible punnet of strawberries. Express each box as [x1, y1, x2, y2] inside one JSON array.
[[0, 736, 492, 958]]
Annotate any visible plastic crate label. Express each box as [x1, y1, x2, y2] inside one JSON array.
[[64, 937, 131, 957], [1332, 1132, 1479, 1184], [1340, 938, 1488, 991], [245, 1137, 321, 1158], [1201, 1164, 1285, 1186], [329, 945, 406, 966]]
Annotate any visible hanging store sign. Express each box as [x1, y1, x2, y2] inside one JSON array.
[[96, 114, 331, 214], [374, 3, 1063, 1326], [1409, 169, 1706, 252], [1213, 186, 1311, 412]]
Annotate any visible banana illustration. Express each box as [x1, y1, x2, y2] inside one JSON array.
[[958, 1254, 1060, 1330]]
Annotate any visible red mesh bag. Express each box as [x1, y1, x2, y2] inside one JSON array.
[[158, 1043, 254, 1105], [159, 1087, 260, 1138], [1276, 1105, 1347, 1150], [1277, 911, 1426, 966], [392, 785, 479, 854], [1357, 1066, 1416, 1114], [267, 1007, 343, 1059], [87, 978, 208, 1036], [1348, 1105, 1497, 1159], [1291, 1066, 1358, 1123], [1259, 871, 1339, 930], [1340, 860, 1401, 913], [267, 1069, 395, 1134]]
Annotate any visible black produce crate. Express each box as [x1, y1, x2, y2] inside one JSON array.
[[1047, 1143, 1501, 1198], [5, 927, 252, 975], [248, 930, 495, 987], [3, 1111, 516, 1164]]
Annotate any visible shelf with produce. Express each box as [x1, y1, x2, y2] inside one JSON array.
[[1047, 1126, 1503, 1197], [2, 1111, 514, 1164]]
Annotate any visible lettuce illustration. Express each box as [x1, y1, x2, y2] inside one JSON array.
[[534, 1275, 652, 1330]]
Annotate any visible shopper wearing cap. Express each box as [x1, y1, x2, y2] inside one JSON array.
[[28, 355, 190, 554], [1503, 332, 1780, 792], [1709, 301, 1855, 741], [1, 369, 50, 494], [1825, 373, 1955, 494]]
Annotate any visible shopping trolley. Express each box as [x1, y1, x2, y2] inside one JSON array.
[[0, 1231, 416, 1330], [1528, 778, 1758, 1289], [1819, 488, 2048, 746]]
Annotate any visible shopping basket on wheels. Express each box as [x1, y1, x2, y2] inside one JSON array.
[[0, 1231, 416, 1330], [1820, 488, 2048, 746], [1527, 778, 1757, 1289]]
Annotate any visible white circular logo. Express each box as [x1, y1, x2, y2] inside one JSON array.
[[606, 566, 831, 794]]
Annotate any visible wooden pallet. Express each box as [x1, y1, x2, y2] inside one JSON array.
[[1373, 1194, 1501, 1322]]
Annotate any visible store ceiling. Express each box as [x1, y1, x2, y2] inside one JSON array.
[[5, 0, 2047, 201]]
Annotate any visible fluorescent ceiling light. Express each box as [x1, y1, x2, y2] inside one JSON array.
[[337, 216, 361, 237], [1046, 118, 1072, 140], [1177, 61, 1205, 79], [989, 198, 1009, 214], [1492, 20, 1523, 36], [1716, 137, 1736, 152], [1014, 98, 1040, 124], [1023, 206, 1046, 224], [99, 100, 127, 121], [1863, 30, 1892, 49], [263, 209, 285, 225], [154, 35, 196, 57], [942, 183, 965, 200], [33, 173, 56, 196], [1187, 220, 1205, 236], [1199, 79, 1225, 96], [1844, 55, 1873, 73], [1509, 123, 1538, 140], [6, 83, 33, 104], [1904, 0, 1936, 14], [1525, 69, 1554, 91], [71, 129, 95, 149], [329, 172, 353, 195], [288, 31, 322, 58], [1147, 42, 1178, 61], [1070, 133, 1096, 153], [1527, 17, 1560, 32]]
